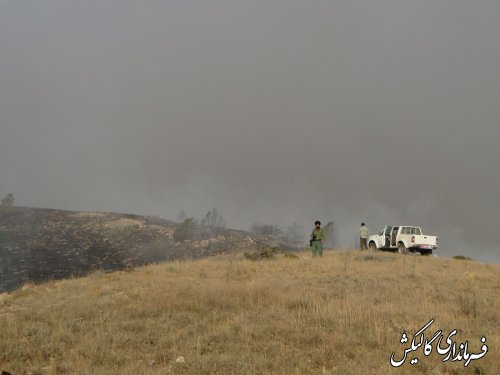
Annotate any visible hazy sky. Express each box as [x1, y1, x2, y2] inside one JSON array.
[[1, 1, 499, 262]]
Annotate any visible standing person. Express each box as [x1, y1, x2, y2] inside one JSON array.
[[359, 223, 369, 250], [310, 221, 325, 257]]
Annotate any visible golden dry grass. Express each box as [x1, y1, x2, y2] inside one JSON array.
[[0, 250, 498, 375]]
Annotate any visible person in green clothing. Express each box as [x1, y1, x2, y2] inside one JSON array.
[[310, 220, 326, 257]]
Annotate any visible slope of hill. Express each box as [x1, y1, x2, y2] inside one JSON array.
[[0, 251, 498, 374], [0, 207, 260, 292]]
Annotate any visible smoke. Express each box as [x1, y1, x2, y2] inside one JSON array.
[[1, 1, 499, 263]]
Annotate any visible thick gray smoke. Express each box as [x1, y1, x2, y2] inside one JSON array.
[[1, 1, 499, 262]]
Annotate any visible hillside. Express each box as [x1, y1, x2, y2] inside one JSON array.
[[0, 251, 498, 375], [0, 207, 264, 292]]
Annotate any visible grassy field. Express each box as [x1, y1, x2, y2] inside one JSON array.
[[0, 250, 498, 375]]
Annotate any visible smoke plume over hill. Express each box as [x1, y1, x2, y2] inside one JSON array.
[[1, 1, 499, 262]]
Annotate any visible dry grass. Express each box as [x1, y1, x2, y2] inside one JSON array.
[[0, 250, 498, 375]]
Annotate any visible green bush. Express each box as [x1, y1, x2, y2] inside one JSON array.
[[453, 255, 473, 261]]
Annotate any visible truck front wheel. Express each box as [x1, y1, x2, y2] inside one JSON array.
[[398, 243, 409, 254], [369, 242, 377, 251]]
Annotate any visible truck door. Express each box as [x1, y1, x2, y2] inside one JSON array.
[[384, 226, 392, 247], [391, 227, 399, 247]]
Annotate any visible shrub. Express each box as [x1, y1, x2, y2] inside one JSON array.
[[244, 243, 288, 260], [453, 255, 473, 261], [0, 193, 14, 214], [27, 240, 48, 251]]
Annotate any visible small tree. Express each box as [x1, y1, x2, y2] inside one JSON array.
[[0, 193, 14, 214], [173, 218, 195, 242], [177, 210, 188, 222], [200, 208, 226, 236]]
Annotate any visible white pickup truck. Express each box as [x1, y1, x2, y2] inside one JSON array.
[[368, 226, 438, 255]]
